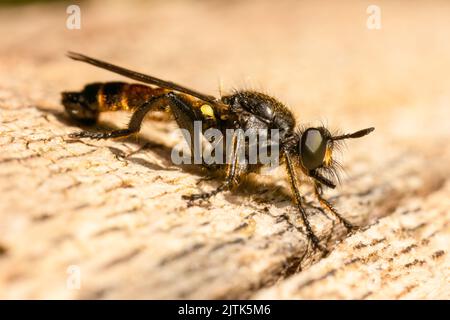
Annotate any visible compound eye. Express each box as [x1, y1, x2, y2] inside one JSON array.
[[300, 128, 327, 170]]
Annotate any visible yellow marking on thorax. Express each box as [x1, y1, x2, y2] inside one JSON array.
[[200, 104, 215, 120]]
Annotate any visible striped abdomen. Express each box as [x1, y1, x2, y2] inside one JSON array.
[[62, 82, 168, 124]]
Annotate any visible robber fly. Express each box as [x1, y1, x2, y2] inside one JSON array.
[[62, 52, 374, 254]]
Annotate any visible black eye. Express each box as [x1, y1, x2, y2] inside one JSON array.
[[300, 128, 327, 170]]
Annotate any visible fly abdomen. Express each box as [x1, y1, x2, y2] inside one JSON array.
[[62, 82, 167, 124], [98, 82, 167, 112]]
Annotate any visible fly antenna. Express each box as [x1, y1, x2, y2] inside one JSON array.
[[332, 127, 375, 141]]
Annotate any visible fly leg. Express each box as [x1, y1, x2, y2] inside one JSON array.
[[284, 150, 328, 255], [313, 182, 358, 232], [183, 131, 246, 202], [68, 92, 196, 140], [69, 94, 165, 139]]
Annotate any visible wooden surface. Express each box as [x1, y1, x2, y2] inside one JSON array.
[[0, 0, 448, 299]]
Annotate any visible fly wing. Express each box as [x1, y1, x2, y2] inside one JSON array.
[[67, 52, 219, 105]]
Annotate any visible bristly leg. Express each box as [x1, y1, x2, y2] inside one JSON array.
[[313, 182, 358, 232], [69, 129, 135, 140]]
